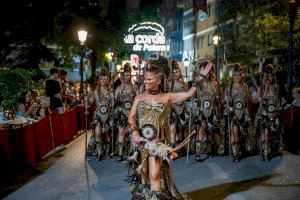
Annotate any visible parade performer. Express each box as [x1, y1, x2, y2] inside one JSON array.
[[127, 54, 211, 199], [86, 67, 112, 160], [194, 61, 223, 161], [254, 64, 284, 161], [169, 60, 189, 151], [224, 63, 251, 162], [115, 63, 139, 161]]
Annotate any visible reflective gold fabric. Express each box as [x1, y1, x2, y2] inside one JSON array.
[[231, 84, 248, 119], [137, 101, 171, 143], [94, 90, 111, 123], [197, 84, 218, 118], [119, 86, 136, 118], [170, 81, 189, 115], [263, 92, 279, 119]]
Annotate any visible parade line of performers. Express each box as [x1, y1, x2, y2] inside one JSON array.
[[85, 54, 286, 199]]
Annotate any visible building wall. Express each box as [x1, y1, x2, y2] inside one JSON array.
[[195, 0, 217, 61]]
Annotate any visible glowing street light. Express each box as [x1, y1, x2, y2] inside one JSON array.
[[78, 30, 88, 45], [78, 30, 88, 94], [183, 58, 190, 81], [213, 34, 221, 81]]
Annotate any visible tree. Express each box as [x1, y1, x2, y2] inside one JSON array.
[[0, 0, 66, 69], [218, 0, 290, 64]]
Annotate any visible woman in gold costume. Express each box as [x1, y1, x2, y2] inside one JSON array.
[[127, 55, 211, 199], [224, 63, 251, 162], [194, 61, 223, 162], [115, 63, 139, 161], [254, 64, 283, 161], [169, 60, 189, 150], [86, 67, 112, 160]]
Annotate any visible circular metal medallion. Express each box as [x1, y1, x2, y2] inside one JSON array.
[[124, 101, 132, 110], [267, 104, 276, 113], [176, 102, 183, 106], [140, 124, 158, 140], [100, 105, 108, 114], [202, 100, 211, 109], [234, 101, 243, 110]]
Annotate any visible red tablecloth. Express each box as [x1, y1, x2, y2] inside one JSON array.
[[0, 106, 94, 169], [0, 129, 13, 163], [35, 116, 53, 158], [16, 123, 39, 167]]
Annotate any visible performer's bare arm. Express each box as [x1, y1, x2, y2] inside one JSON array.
[[169, 87, 198, 104], [128, 94, 141, 142], [168, 62, 212, 104]]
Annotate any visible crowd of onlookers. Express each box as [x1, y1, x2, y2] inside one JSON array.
[[14, 68, 82, 121]]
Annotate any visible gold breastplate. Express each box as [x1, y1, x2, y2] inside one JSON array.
[[171, 81, 189, 115], [232, 86, 247, 119], [95, 91, 111, 123], [264, 93, 278, 119], [119, 86, 136, 117], [197, 85, 217, 118], [137, 101, 170, 143]]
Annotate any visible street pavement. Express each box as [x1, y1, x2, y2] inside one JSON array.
[[4, 132, 300, 200]]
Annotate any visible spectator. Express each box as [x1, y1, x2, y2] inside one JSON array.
[[17, 92, 38, 118], [60, 69, 75, 110], [292, 87, 300, 107], [45, 68, 64, 114]]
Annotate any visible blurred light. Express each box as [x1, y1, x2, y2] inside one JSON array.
[[78, 30, 87, 45], [213, 35, 220, 45], [183, 58, 190, 67]]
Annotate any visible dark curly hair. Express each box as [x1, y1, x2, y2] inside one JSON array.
[[145, 54, 170, 93]]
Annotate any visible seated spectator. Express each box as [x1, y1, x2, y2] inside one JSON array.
[[31, 90, 40, 103], [17, 92, 38, 118]]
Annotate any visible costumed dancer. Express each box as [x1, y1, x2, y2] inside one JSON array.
[[169, 60, 190, 153], [194, 61, 223, 162], [254, 64, 284, 161], [127, 54, 211, 199], [115, 63, 139, 161], [224, 63, 251, 162], [86, 67, 112, 160]]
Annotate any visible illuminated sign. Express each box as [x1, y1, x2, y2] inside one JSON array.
[[124, 22, 170, 52]]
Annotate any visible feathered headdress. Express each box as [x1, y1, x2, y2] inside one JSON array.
[[146, 53, 170, 78]]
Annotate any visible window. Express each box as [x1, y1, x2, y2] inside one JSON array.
[[208, 33, 213, 46], [199, 11, 206, 22], [208, 4, 211, 17], [198, 36, 205, 49]]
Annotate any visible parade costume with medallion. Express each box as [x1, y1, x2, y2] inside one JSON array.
[[127, 55, 189, 200], [254, 64, 284, 161], [224, 64, 252, 162], [129, 101, 186, 200], [86, 68, 112, 160], [115, 64, 138, 160], [195, 61, 223, 161], [169, 60, 190, 150]]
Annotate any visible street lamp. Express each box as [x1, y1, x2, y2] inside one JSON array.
[[213, 35, 221, 81], [78, 30, 87, 94], [183, 58, 190, 81]]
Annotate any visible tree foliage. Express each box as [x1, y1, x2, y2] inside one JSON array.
[[0, 69, 44, 110], [218, 0, 291, 64]]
